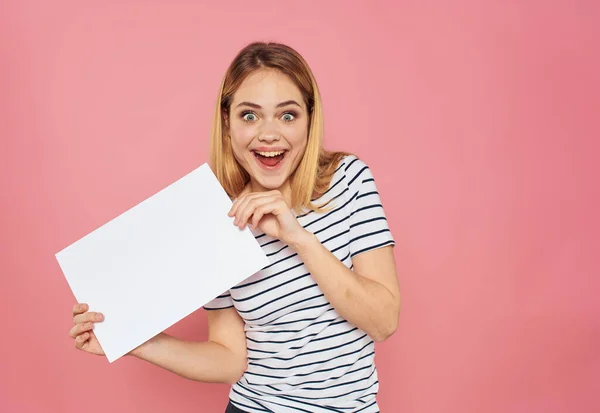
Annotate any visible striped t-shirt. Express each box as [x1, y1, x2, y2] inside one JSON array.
[[204, 155, 395, 413]]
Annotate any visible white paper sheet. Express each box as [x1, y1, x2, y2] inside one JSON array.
[[56, 163, 269, 363]]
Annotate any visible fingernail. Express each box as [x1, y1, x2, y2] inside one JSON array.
[[96, 314, 103, 321]]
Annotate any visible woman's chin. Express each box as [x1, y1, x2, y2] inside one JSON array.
[[251, 175, 288, 192]]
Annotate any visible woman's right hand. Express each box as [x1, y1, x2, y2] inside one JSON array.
[[69, 303, 105, 356]]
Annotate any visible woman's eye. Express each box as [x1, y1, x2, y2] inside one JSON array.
[[281, 112, 295, 122], [242, 112, 257, 122]]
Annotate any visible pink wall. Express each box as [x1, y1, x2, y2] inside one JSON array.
[[2, 1, 599, 412]]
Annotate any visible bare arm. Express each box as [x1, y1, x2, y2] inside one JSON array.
[[228, 186, 400, 343], [291, 233, 400, 342], [129, 306, 247, 384]]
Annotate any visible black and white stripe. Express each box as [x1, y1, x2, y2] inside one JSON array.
[[205, 155, 394, 412]]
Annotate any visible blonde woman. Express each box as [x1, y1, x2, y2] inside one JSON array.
[[70, 42, 400, 413]]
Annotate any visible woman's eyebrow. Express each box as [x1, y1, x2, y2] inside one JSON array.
[[235, 100, 302, 109], [276, 100, 302, 108]]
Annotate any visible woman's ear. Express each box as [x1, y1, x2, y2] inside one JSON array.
[[222, 109, 229, 130]]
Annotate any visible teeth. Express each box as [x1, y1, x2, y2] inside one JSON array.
[[256, 150, 284, 157]]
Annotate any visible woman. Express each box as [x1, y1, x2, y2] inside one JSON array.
[[70, 42, 400, 413]]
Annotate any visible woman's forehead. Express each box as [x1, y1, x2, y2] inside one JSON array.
[[232, 70, 304, 107]]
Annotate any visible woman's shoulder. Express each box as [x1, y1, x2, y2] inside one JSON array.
[[333, 153, 376, 188], [308, 152, 379, 212], [324, 152, 363, 174]]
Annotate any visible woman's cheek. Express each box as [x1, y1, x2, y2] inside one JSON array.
[[289, 127, 309, 146], [280, 123, 300, 140], [231, 125, 256, 147], [244, 124, 259, 142]]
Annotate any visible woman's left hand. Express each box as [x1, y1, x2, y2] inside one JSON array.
[[228, 189, 308, 246]]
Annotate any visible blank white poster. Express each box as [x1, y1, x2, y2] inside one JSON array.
[[56, 163, 269, 362]]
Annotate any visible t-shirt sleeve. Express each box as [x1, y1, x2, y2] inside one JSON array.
[[345, 157, 395, 257], [203, 290, 234, 311]]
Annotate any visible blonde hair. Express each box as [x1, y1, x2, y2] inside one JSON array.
[[209, 42, 349, 213]]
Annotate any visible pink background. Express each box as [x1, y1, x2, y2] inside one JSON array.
[[2, 1, 599, 412]]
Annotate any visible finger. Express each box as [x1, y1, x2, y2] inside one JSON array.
[[73, 311, 104, 325], [229, 192, 250, 218], [69, 321, 94, 338], [230, 187, 280, 219], [72, 303, 88, 317], [250, 205, 268, 229], [237, 195, 278, 228], [228, 197, 241, 217], [73, 311, 103, 325], [253, 202, 281, 227], [232, 192, 262, 224], [75, 332, 90, 349], [229, 185, 253, 217], [235, 195, 260, 227], [238, 192, 286, 228]]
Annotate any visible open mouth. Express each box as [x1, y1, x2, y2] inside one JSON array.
[[253, 150, 287, 168]]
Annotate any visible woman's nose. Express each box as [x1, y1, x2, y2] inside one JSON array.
[[258, 126, 281, 143]]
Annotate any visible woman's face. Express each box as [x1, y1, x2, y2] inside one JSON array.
[[227, 69, 309, 193]]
